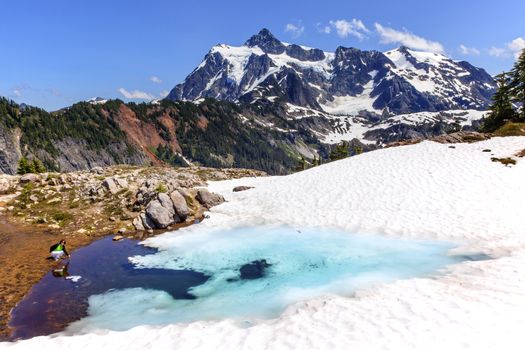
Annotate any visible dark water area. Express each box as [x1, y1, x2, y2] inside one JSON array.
[[8, 236, 209, 340]]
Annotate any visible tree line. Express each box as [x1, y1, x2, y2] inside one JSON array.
[[483, 49, 525, 132]]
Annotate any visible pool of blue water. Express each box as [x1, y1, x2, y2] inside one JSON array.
[[10, 226, 484, 338]]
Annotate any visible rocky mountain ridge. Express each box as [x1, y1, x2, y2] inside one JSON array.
[[168, 29, 496, 115]]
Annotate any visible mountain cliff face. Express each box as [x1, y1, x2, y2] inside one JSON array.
[[0, 97, 324, 175], [168, 29, 496, 116]]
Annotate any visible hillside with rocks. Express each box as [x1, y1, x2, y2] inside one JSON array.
[[0, 97, 323, 175], [0, 165, 264, 238]]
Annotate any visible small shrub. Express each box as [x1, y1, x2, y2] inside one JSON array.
[[155, 183, 168, 193], [52, 211, 73, 223]]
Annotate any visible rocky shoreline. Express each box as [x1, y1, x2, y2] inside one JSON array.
[[0, 165, 265, 339]]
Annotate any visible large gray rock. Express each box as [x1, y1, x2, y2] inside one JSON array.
[[146, 200, 173, 229], [102, 177, 119, 194], [0, 177, 11, 194], [170, 190, 189, 220], [145, 193, 179, 228], [196, 188, 225, 209], [19, 173, 40, 184]]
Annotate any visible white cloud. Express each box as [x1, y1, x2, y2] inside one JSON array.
[[459, 44, 480, 56], [374, 23, 444, 54], [489, 37, 525, 59], [159, 90, 169, 98], [284, 23, 305, 38], [489, 47, 507, 58], [149, 76, 162, 84], [12, 89, 21, 97], [328, 19, 369, 40], [316, 22, 331, 34], [118, 88, 156, 100]]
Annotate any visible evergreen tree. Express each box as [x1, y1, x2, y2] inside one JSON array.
[[17, 157, 32, 174], [483, 72, 516, 132], [509, 49, 525, 119], [329, 141, 349, 161], [31, 158, 46, 173]]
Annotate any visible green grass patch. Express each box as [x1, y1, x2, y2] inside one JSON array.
[[51, 210, 73, 224], [493, 122, 525, 137]]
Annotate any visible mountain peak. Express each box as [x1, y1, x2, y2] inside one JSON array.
[[244, 28, 285, 54]]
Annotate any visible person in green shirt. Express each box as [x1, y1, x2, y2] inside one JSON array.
[[49, 239, 70, 260]]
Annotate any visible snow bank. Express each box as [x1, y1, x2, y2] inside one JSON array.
[[3, 137, 525, 350]]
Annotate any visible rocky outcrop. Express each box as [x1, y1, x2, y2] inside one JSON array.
[[1, 165, 266, 237], [196, 188, 225, 209], [168, 29, 496, 114]]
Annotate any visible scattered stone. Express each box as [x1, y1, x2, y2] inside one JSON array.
[[112, 235, 124, 241], [19, 173, 40, 184], [6, 206, 14, 211], [118, 228, 126, 234], [431, 131, 491, 144], [132, 216, 145, 231], [109, 216, 116, 222], [102, 177, 119, 194], [91, 166, 104, 174], [114, 178, 129, 189], [233, 186, 254, 192], [0, 178, 11, 194], [29, 195, 39, 202], [482, 149, 491, 152], [47, 197, 61, 204], [196, 188, 225, 209], [77, 228, 87, 234]]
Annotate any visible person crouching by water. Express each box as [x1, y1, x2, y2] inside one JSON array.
[[49, 239, 70, 260]]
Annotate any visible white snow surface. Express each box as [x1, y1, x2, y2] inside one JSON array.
[[3, 137, 525, 350]]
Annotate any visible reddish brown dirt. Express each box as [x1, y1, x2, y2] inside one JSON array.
[[0, 217, 92, 340]]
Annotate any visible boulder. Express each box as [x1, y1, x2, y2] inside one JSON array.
[[113, 235, 124, 241], [196, 188, 225, 209], [91, 166, 104, 174], [170, 191, 189, 220], [132, 216, 144, 230], [233, 186, 254, 192], [114, 177, 129, 189], [140, 212, 155, 230], [0, 178, 11, 194], [102, 177, 119, 194], [19, 173, 40, 184], [145, 196, 177, 229]]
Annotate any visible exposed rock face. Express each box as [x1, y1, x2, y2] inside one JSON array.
[[0, 126, 22, 175], [168, 29, 496, 115], [196, 188, 225, 209]]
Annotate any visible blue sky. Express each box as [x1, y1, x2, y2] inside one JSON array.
[[1, 0, 523, 111]]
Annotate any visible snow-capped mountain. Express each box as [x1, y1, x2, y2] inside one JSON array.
[[167, 28, 495, 116]]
